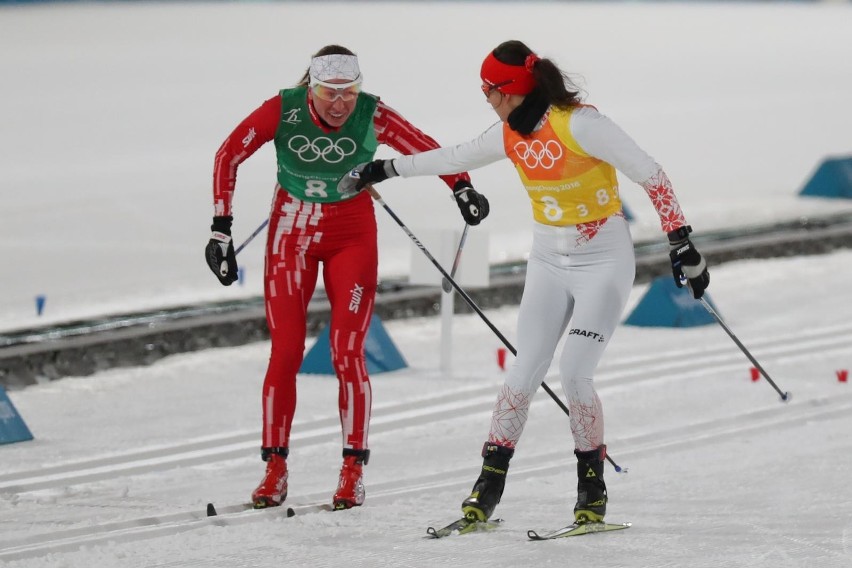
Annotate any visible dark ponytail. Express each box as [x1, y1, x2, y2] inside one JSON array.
[[492, 40, 581, 110]]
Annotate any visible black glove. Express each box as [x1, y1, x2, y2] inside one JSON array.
[[205, 216, 238, 286], [453, 181, 489, 226], [668, 225, 709, 299], [507, 88, 550, 135], [357, 159, 397, 189]]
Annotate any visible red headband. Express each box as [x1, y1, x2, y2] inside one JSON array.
[[480, 52, 539, 95]]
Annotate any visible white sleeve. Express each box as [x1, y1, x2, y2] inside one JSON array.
[[569, 106, 661, 184], [392, 121, 506, 177]]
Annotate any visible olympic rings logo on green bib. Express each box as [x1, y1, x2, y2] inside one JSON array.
[[288, 135, 358, 163]]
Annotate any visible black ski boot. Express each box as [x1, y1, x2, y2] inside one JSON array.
[[461, 443, 514, 521], [574, 444, 607, 523]]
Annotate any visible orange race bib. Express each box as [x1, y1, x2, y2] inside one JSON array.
[[504, 107, 622, 226]]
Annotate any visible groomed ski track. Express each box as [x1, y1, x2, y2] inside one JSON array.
[[2, 321, 851, 563]]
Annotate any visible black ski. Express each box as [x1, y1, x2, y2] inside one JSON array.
[[206, 502, 333, 517]]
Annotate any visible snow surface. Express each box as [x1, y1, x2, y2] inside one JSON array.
[[2, 249, 852, 567], [2, 1, 852, 567]]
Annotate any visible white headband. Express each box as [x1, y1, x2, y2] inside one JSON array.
[[309, 54, 361, 84]]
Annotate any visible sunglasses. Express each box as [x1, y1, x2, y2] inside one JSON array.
[[311, 78, 362, 103], [481, 79, 513, 97]]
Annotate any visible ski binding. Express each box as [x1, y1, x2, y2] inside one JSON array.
[[427, 517, 502, 538]]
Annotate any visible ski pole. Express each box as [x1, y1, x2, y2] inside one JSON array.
[[366, 186, 625, 472], [698, 297, 791, 402], [235, 218, 269, 256], [442, 224, 470, 293]]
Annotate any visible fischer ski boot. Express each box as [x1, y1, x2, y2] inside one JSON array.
[[461, 443, 514, 522], [573, 445, 607, 523], [251, 447, 289, 509], [333, 449, 369, 510]]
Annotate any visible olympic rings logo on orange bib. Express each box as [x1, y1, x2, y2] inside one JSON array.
[[513, 140, 563, 170]]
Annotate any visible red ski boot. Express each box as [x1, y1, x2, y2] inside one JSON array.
[[251, 448, 288, 509], [332, 449, 369, 510]]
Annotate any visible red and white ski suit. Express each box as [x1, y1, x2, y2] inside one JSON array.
[[213, 93, 469, 451]]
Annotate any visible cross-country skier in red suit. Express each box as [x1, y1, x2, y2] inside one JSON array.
[[205, 45, 489, 510]]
